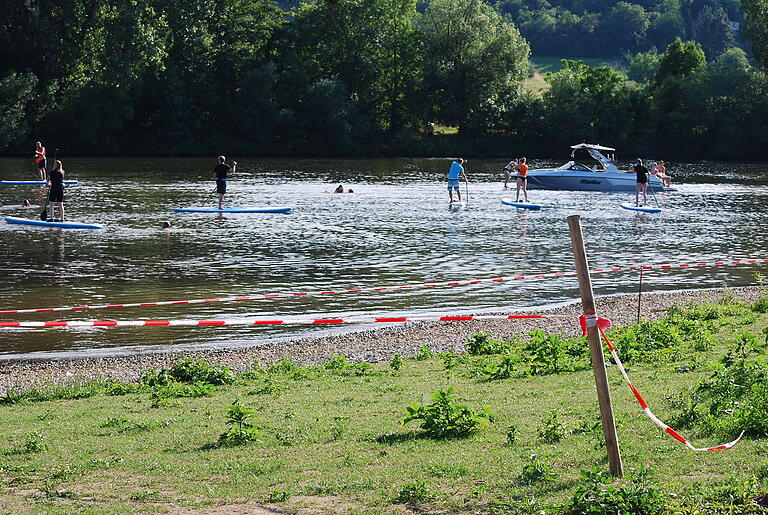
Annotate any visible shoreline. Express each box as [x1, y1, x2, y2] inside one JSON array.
[[0, 286, 761, 394]]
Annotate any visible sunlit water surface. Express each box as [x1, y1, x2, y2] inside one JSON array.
[[1, 157, 766, 359]]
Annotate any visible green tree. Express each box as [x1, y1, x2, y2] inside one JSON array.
[[0, 72, 38, 151], [690, 5, 735, 58], [543, 60, 633, 148], [654, 37, 706, 82], [647, 0, 686, 49], [606, 2, 651, 53], [284, 0, 422, 133], [742, 0, 768, 71], [421, 0, 529, 133], [628, 50, 661, 83]]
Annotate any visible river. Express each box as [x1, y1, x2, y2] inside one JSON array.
[[1, 157, 766, 359]]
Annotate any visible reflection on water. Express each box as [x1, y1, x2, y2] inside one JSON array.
[[0, 157, 767, 358]]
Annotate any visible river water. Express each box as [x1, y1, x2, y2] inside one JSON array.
[[1, 157, 766, 359]]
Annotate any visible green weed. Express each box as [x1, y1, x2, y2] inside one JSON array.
[[674, 331, 768, 438], [565, 468, 665, 514], [537, 411, 567, 444], [389, 353, 403, 371], [403, 387, 494, 439], [506, 424, 518, 445], [393, 479, 434, 505], [266, 488, 290, 502], [218, 401, 260, 447], [466, 332, 515, 355], [415, 345, 434, 360], [141, 358, 234, 386], [519, 454, 558, 485], [5, 433, 47, 455]]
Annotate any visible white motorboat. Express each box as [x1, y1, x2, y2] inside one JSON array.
[[523, 143, 667, 192]]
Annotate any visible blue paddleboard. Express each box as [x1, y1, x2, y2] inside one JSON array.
[[1, 180, 78, 185], [4, 216, 104, 230], [501, 198, 541, 210], [174, 206, 293, 214], [621, 203, 662, 214]]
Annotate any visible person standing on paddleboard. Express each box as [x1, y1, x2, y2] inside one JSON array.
[[447, 158, 467, 203], [503, 158, 517, 188], [35, 141, 47, 181], [213, 156, 237, 210], [47, 160, 65, 221], [516, 157, 529, 203], [633, 158, 649, 206]]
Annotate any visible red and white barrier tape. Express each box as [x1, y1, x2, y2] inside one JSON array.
[[579, 315, 744, 451], [1, 258, 765, 316], [0, 313, 546, 328]]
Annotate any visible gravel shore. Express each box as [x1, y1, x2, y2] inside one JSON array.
[[0, 287, 761, 394]]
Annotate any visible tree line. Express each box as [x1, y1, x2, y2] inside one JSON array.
[[1, 0, 767, 160], [495, 0, 746, 59]]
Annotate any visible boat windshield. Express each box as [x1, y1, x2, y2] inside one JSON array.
[[557, 161, 594, 172]]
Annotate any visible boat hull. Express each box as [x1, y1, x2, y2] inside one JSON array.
[[524, 170, 664, 192]]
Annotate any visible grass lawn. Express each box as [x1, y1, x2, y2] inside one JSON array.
[[526, 57, 627, 93], [1, 294, 767, 513]]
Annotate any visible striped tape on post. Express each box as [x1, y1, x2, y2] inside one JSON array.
[[0, 258, 766, 316], [579, 315, 744, 451], [0, 313, 548, 329]]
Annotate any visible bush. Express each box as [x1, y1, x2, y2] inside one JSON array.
[[675, 331, 768, 438], [466, 332, 514, 355], [403, 388, 494, 439], [565, 468, 665, 515], [537, 411, 567, 444], [390, 353, 403, 371], [519, 454, 558, 485], [218, 401, 260, 446], [522, 330, 589, 375], [506, 424, 518, 445], [149, 382, 213, 406], [415, 345, 435, 360], [393, 479, 434, 505], [141, 358, 234, 386]]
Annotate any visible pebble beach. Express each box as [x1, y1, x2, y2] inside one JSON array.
[[0, 286, 761, 395]]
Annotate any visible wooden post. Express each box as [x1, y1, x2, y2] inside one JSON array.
[[567, 215, 623, 477], [637, 268, 644, 324]]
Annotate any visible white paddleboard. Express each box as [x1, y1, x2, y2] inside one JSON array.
[[501, 198, 541, 210], [448, 201, 465, 209], [174, 206, 293, 214], [1, 180, 78, 185], [621, 203, 662, 214], [5, 216, 104, 230]]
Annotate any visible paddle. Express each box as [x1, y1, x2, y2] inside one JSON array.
[[201, 186, 217, 207], [28, 155, 39, 180], [647, 173, 660, 208], [464, 177, 469, 206]]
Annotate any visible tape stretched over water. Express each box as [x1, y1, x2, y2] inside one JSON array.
[[579, 314, 744, 452], [1, 258, 766, 316], [0, 313, 548, 328]]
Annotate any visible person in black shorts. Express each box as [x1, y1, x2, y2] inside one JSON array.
[[35, 141, 47, 181], [213, 155, 237, 210], [48, 160, 65, 221], [633, 158, 649, 206]]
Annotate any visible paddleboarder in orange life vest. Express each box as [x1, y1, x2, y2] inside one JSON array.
[[34, 141, 47, 181], [516, 157, 529, 203]]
